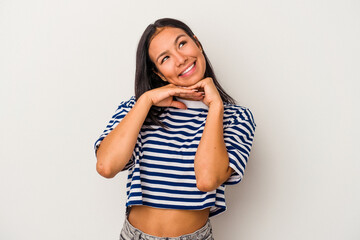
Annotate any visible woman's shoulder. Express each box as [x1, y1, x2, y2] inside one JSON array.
[[223, 103, 256, 127], [116, 96, 136, 109]]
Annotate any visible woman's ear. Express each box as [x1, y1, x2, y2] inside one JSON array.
[[153, 69, 167, 82]]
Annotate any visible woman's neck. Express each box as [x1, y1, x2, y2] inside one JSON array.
[[175, 97, 209, 109]]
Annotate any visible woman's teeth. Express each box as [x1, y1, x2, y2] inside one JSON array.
[[180, 63, 195, 76]]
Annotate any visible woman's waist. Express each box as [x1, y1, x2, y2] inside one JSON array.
[[127, 205, 210, 237]]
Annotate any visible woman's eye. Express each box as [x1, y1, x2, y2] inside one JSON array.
[[161, 56, 169, 63], [179, 41, 187, 48]]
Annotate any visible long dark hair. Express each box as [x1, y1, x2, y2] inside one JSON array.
[[135, 18, 235, 126]]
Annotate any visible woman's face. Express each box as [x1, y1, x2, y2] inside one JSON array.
[[148, 27, 206, 87]]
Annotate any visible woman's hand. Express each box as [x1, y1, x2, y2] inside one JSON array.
[[187, 78, 223, 107], [144, 84, 204, 109]]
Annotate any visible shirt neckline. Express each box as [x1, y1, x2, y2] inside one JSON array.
[[175, 97, 209, 110]]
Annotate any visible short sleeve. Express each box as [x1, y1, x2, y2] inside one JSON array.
[[94, 96, 136, 170], [223, 107, 256, 185]]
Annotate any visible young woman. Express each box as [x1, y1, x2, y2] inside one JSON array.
[[94, 18, 256, 240]]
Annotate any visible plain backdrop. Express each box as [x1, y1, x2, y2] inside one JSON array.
[[1, 0, 359, 239]]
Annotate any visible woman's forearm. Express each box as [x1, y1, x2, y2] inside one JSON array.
[[96, 94, 152, 178], [194, 102, 233, 192], [96, 85, 203, 178]]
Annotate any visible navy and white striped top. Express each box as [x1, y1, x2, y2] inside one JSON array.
[[94, 96, 256, 217]]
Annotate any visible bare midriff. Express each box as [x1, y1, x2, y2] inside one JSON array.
[[128, 205, 210, 237]]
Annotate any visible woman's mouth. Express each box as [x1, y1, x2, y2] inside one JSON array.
[[179, 62, 196, 77]]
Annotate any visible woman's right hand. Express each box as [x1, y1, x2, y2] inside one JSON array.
[[144, 84, 204, 109]]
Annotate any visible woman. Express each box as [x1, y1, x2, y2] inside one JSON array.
[[94, 18, 256, 240]]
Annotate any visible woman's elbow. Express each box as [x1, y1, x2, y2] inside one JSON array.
[[196, 178, 219, 192], [96, 161, 116, 178]]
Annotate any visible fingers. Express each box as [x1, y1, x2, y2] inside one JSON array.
[[185, 78, 214, 93], [180, 91, 204, 100], [169, 88, 202, 97], [178, 93, 204, 101], [186, 81, 204, 90], [149, 85, 205, 107]]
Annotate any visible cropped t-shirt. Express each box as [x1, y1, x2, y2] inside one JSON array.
[[94, 96, 256, 217]]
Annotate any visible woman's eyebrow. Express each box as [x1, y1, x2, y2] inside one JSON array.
[[156, 34, 186, 62], [174, 34, 186, 45]]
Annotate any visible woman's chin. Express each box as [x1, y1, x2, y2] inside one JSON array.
[[177, 76, 204, 87]]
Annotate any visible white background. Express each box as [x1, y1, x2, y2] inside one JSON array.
[[1, 0, 359, 239]]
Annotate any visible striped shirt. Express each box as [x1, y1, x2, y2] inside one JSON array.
[[94, 96, 256, 217]]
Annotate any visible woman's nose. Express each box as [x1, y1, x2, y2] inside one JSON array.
[[174, 52, 187, 66]]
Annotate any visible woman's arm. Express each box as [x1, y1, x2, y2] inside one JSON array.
[[96, 94, 152, 178], [188, 78, 233, 192], [96, 85, 203, 178], [194, 102, 233, 192]]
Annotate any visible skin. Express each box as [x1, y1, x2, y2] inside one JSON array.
[[149, 27, 206, 87], [96, 27, 234, 237]]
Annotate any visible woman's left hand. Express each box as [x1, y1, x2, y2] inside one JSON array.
[[187, 77, 223, 107]]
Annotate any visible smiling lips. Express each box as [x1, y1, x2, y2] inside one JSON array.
[[179, 62, 196, 77]]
